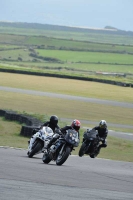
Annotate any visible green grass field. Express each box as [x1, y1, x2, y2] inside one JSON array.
[[0, 44, 20, 50], [1, 33, 133, 53], [1, 27, 133, 45], [37, 49, 133, 64], [3, 48, 133, 65], [0, 29, 133, 84], [1, 61, 133, 74]]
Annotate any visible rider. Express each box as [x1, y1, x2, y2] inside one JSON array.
[[42, 115, 60, 133], [47, 119, 81, 149], [28, 115, 60, 154], [60, 119, 81, 138], [32, 115, 60, 134], [92, 120, 108, 152]]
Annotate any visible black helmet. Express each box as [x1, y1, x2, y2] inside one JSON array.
[[50, 115, 58, 126]]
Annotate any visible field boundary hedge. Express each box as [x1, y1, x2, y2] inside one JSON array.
[[0, 109, 42, 137], [0, 68, 133, 88]]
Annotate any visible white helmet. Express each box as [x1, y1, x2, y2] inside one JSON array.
[[99, 120, 107, 128]]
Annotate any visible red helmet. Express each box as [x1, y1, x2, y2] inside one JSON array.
[[71, 119, 81, 131]]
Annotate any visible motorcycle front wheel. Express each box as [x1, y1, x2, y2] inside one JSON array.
[[56, 146, 71, 166], [42, 152, 52, 164], [78, 142, 88, 157], [90, 149, 99, 158], [28, 142, 43, 158], [90, 153, 97, 158]]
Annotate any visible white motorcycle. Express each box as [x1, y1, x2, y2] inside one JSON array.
[[27, 126, 54, 158]]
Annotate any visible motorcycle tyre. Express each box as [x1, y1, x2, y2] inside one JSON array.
[[28, 142, 43, 158], [90, 154, 97, 158], [42, 153, 52, 164], [56, 146, 71, 166], [90, 149, 99, 158], [78, 142, 87, 157]]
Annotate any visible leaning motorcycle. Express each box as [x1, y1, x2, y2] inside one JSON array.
[[27, 126, 54, 158], [79, 129, 100, 158], [42, 129, 79, 166]]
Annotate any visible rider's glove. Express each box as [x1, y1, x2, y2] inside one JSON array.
[[55, 128, 62, 135], [100, 138, 104, 142]]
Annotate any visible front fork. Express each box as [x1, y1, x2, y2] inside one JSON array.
[[59, 143, 66, 155], [84, 140, 92, 153]]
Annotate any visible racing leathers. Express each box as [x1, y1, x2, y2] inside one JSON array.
[[92, 126, 108, 149]]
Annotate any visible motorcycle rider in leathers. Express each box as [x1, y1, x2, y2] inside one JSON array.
[[92, 120, 108, 153], [42, 115, 60, 133], [28, 115, 60, 154], [47, 119, 81, 150]]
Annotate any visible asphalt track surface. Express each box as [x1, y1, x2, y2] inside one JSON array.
[[0, 147, 133, 200], [0, 86, 133, 140], [0, 86, 133, 109]]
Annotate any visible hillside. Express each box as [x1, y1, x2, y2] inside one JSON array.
[[0, 21, 133, 36]]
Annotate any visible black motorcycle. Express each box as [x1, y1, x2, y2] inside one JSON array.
[[42, 129, 79, 166], [79, 129, 101, 158]]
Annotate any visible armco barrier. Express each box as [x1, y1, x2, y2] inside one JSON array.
[[0, 109, 42, 137]]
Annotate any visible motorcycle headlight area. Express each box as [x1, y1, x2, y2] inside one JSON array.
[[68, 139, 75, 144], [68, 134, 77, 143], [35, 132, 40, 137], [35, 132, 44, 140]]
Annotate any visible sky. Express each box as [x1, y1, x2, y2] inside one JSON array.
[[0, 0, 133, 31]]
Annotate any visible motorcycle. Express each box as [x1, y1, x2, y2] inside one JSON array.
[[42, 129, 79, 166], [27, 126, 54, 158], [79, 129, 101, 158]]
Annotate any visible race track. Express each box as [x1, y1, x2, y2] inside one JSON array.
[[0, 86, 133, 109], [0, 148, 133, 200]]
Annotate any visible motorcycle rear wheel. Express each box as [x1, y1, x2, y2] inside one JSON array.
[[56, 146, 71, 166], [28, 142, 43, 158]]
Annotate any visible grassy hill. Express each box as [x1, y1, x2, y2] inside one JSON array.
[[0, 21, 133, 44]]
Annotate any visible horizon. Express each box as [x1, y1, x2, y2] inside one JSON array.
[[0, 21, 130, 32]]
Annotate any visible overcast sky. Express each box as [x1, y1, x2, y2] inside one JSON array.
[[0, 0, 133, 31]]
